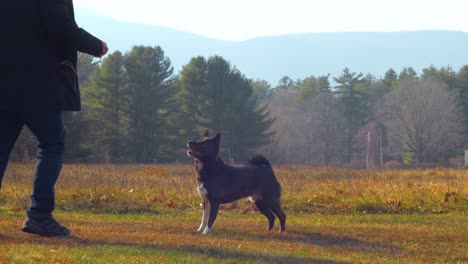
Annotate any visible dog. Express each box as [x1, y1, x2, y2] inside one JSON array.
[[187, 130, 286, 234]]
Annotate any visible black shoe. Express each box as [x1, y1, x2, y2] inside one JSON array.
[[21, 217, 70, 237]]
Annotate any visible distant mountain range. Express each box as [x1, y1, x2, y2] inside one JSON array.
[[76, 7, 468, 85]]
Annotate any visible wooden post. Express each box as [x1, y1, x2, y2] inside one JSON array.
[[465, 150, 468, 168], [465, 143, 468, 169]]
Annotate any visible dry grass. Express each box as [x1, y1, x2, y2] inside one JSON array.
[[1, 163, 465, 214], [0, 211, 466, 263], [0, 163, 467, 263]]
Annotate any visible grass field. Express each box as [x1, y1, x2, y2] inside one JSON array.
[[0, 164, 466, 263]]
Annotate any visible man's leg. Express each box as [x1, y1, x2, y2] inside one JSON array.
[[21, 111, 65, 220], [0, 111, 24, 191], [19, 111, 69, 237]]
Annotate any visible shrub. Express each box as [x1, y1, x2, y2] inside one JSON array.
[[384, 160, 401, 169], [448, 156, 464, 168]]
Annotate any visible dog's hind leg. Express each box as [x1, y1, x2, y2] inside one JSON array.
[[255, 200, 275, 231], [203, 202, 219, 235], [270, 203, 286, 232]]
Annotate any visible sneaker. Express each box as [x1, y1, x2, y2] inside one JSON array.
[[21, 217, 70, 237]]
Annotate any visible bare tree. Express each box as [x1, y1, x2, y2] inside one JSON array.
[[262, 89, 301, 163], [378, 77, 463, 164], [262, 89, 346, 165], [300, 92, 346, 165]]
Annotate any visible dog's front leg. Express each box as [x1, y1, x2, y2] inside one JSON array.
[[202, 202, 219, 235], [198, 200, 210, 232], [197, 184, 210, 232]]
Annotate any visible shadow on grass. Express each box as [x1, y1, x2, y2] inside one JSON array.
[[0, 216, 397, 263], [1, 235, 349, 264], [217, 229, 402, 257]]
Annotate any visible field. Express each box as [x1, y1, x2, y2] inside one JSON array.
[[0, 164, 466, 263]]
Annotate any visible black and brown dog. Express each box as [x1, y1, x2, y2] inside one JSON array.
[[187, 130, 286, 234]]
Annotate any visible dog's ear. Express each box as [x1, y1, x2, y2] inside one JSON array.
[[204, 130, 210, 138], [214, 133, 221, 144], [213, 133, 221, 154]]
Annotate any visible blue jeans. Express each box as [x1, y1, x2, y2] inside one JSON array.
[[0, 111, 65, 220]]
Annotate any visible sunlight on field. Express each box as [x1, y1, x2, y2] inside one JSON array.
[[0, 164, 466, 263], [0, 211, 466, 263], [1, 163, 465, 214]]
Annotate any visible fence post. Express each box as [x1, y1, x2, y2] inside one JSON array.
[[465, 142, 468, 169]]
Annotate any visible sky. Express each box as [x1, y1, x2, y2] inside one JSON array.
[[75, 0, 468, 41]]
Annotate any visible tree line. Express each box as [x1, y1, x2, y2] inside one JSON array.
[[10, 45, 468, 166], [262, 67, 466, 166]]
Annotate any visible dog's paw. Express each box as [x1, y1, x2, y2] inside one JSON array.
[[197, 225, 205, 232], [201, 227, 212, 235]]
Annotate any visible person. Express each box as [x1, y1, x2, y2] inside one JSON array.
[[0, 0, 108, 237]]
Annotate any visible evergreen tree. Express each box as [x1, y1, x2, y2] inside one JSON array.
[[398, 67, 418, 80], [84, 51, 127, 162], [178, 56, 275, 161], [333, 68, 368, 163], [367, 69, 397, 114], [457, 66, 468, 142], [382, 68, 397, 92], [296, 74, 331, 105], [171, 56, 208, 158], [250, 79, 272, 106], [276, 76, 296, 90], [421, 65, 458, 88], [77, 53, 99, 86], [125, 46, 176, 162], [63, 53, 101, 161]]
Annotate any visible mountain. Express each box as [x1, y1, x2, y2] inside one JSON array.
[[76, 7, 468, 85]]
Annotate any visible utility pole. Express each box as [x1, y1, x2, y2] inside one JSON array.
[[366, 131, 370, 169], [465, 142, 468, 169], [380, 126, 384, 168]]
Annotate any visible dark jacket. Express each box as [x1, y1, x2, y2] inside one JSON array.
[[0, 0, 103, 111]]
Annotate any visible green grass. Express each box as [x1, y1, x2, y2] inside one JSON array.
[[0, 210, 466, 263], [0, 164, 467, 263]]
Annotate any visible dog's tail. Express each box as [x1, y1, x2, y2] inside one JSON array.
[[248, 155, 271, 167]]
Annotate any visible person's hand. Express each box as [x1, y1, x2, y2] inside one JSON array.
[[99, 41, 109, 57]]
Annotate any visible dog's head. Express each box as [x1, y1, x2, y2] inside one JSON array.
[[187, 130, 221, 161]]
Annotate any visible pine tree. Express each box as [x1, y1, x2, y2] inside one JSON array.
[[124, 46, 176, 162], [296, 74, 331, 105], [250, 79, 272, 106], [334, 68, 368, 163], [276, 76, 295, 90], [63, 53, 101, 161], [178, 56, 275, 161], [457, 66, 468, 143], [84, 51, 127, 162], [398, 67, 418, 81], [175, 56, 210, 146]]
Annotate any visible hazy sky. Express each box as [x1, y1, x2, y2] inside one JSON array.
[[75, 0, 468, 41]]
